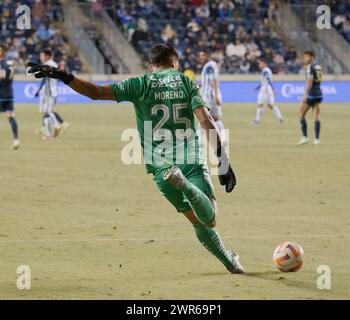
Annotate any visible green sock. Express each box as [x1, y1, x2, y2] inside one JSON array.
[[180, 181, 215, 225], [193, 224, 233, 269]]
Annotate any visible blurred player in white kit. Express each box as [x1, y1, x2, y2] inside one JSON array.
[[199, 51, 227, 146], [252, 58, 283, 124], [35, 49, 69, 139]]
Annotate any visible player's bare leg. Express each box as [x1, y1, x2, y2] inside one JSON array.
[[252, 104, 264, 124], [51, 111, 71, 136], [6, 111, 20, 149], [164, 166, 244, 274], [267, 104, 283, 124], [312, 104, 321, 145], [298, 102, 310, 145]]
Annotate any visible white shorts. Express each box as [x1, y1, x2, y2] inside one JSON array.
[[258, 91, 274, 105], [39, 95, 57, 113]]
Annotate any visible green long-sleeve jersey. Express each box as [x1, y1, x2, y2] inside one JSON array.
[[111, 68, 209, 174]]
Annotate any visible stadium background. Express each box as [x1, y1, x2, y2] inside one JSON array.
[[1, 0, 350, 299], [9, 0, 350, 102]]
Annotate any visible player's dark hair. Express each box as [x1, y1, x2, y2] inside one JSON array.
[[149, 44, 179, 67], [303, 50, 315, 58], [41, 49, 52, 57], [257, 57, 266, 63]]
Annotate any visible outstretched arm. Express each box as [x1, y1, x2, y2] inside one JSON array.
[[69, 77, 115, 100], [27, 62, 115, 101]]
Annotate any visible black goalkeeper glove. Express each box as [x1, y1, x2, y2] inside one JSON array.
[[218, 162, 237, 193], [27, 62, 74, 85], [216, 146, 237, 193]]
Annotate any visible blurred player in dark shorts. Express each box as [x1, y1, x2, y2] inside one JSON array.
[[0, 44, 19, 149], [298, 51, 323, 146]]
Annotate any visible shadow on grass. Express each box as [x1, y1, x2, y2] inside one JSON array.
[[244, 270, 318, 292], [245, 271, 280, 277]]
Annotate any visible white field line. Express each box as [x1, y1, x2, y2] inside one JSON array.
[[0, 234, 347, 244]]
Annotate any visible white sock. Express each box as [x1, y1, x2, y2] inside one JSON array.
[[272, 106, 283, 120], [49, 112, 60, 128], [215, 120, 227, 146], [44, 117, 52, 136], [255, 107, 264, 122]]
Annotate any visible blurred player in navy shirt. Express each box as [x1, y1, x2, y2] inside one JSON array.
[[0, 44, 19, 149], [298, 51, 323, 146]]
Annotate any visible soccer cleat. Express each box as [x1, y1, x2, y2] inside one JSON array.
[[12, 139, 20, 150], [251, 120, 260, 125], [61, 122, 70, 134], [226, 251, 245, 274], [163, 166, 186, 189], [313, 139, 320, 146], [278, 118, 284, 124], [297, 136, 309, 146]]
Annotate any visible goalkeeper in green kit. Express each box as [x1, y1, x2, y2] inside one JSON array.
[[27, 44, 244, 274]]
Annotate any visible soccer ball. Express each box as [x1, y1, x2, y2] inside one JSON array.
[[273, 242, 304, 272]]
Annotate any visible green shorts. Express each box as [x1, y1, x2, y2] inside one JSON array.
[[153, 164, 216, 213]]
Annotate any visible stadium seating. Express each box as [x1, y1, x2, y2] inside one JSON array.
[[111, 0, 302, 74], [0, 0, 82, 73], [290, 0, 350, 45], [328, 1, 350, 43]]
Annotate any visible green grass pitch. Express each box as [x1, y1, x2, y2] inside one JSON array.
[[0, 102, 349, 299]]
